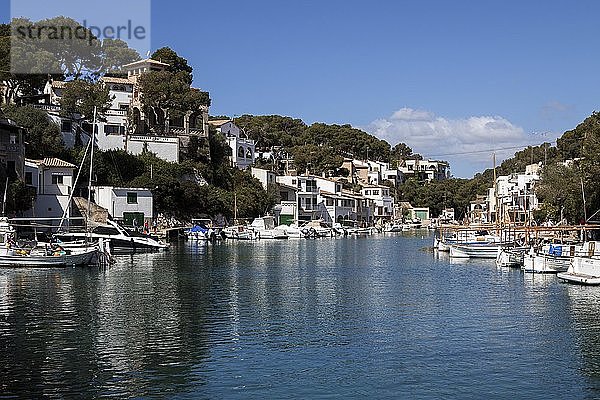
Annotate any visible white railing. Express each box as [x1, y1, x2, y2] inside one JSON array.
[[106, 109, 127, 116], [31, 104, 60, 112], [129, 135, 179, 143]]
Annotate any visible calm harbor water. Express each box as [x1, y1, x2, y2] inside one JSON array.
[[2, 232, 600, 399]]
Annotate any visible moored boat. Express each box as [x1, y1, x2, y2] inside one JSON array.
[[558, 256, 600, 285], [0, 218, 99, 268], [56, 220, 169, 252], [496, 246, 527, 268], [250, 216, 288, 239], [449, 243, 502, 259]]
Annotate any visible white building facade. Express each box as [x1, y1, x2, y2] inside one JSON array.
[[210, 120, 255, 169], [94, 186, 153, 227], [23, 158, 77, 226]]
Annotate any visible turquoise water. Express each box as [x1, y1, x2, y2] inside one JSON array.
[[1, 233, 600, 399]]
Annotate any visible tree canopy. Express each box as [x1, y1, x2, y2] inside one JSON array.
[[60, 79, 113, 121], [2, 105, 64, 159], [137, 70, 210, 133], [151, 47, 193, 84]]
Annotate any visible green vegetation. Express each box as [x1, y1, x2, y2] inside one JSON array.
[[151, 47, 194, 84], [2, 105, 64, 159]]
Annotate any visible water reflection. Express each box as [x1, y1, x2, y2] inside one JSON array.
[[563, 284, 600, 394], [1, 235, 600, 398]]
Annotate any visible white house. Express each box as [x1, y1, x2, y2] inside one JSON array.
[[400, 159, 450, 182], [209, 120, 255, 169], [481, 163, 540, 224], [39, 58, 211, 163], [276, 174, 374, 225], [93, 186, 153, 227], [23, 158, 77, 226], [342, 158, 404, 186], [361, 185, 394, 221], [251, 167, 277, 190]]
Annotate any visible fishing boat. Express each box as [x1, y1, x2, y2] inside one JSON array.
[[0, 217, 98, 268], [300, 220, 333, 238], [558, 256, 600, 285], [276, 224, 305, 238], [222, 225, 256, 240], [250, 216, 288, 239], [384, 221, 403, 233], [524, 241, 598, 274], [496, 246, 527, 267], [522, 244, 575, 273], [436, 229, 501, 253], [449, 242, 502, 259]]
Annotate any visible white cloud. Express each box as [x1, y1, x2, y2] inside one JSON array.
[[365, 108, 539, 176]]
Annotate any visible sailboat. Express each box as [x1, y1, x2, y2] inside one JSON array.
[[53, 108, 168, 253]]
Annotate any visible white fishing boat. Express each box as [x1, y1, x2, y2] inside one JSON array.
[[276, 224, 305, 238], [558, 256, 600, 285], [300, 220, 333, 237], [185, 224, 219, 241], [250, 216, 288, 239], [524, 242, 598, 274], [449, 243, 502, 259], [0, 218, 99, 268], [346, 227, 372, 235], [384, 222, 403, 232], [435, 229, 501, 253], [496, 246, 527, 268], [523, 242, 594, 274], [222, 225, 256, 240]]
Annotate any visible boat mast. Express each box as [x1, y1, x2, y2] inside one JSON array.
[[1, 176, 7, 216], [86, 106, 97, 233], [234, 193, 238, 223], [58, 136, 93, 231], [493, 151, 498, 227]]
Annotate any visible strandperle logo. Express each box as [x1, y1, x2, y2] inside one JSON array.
[[10, 0, 151, 75], [13, 20, 147, 46]]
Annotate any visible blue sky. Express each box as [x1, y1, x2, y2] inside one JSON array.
[[3, 0, 600, 177]]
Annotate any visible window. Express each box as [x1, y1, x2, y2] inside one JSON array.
[[291, 179, 297, 185], [51, 175, 63, 184], [61, 120, 72, 132], [238, 146, 245, 158], [9, 135, 17, 144], [373, 190, 379, 195], [365, 190, 371, 195], [25, 171, 32, 185], [306, 180, 317, 192], [246, 148, 253, 159], [326, 198, 334, 206], [104, 125, 122, 135], [119, 104, 130, 110], [127, 192, 138, 204]]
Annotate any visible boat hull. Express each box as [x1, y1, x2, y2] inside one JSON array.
[[0, 254, 68, 268], [523, 253, 571, 273], [449, 244, 500, 259]]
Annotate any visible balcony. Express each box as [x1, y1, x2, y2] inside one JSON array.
[[129, 135, 179, 144], [106, 109, 127, 116], [31, 104, 61, 112]]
